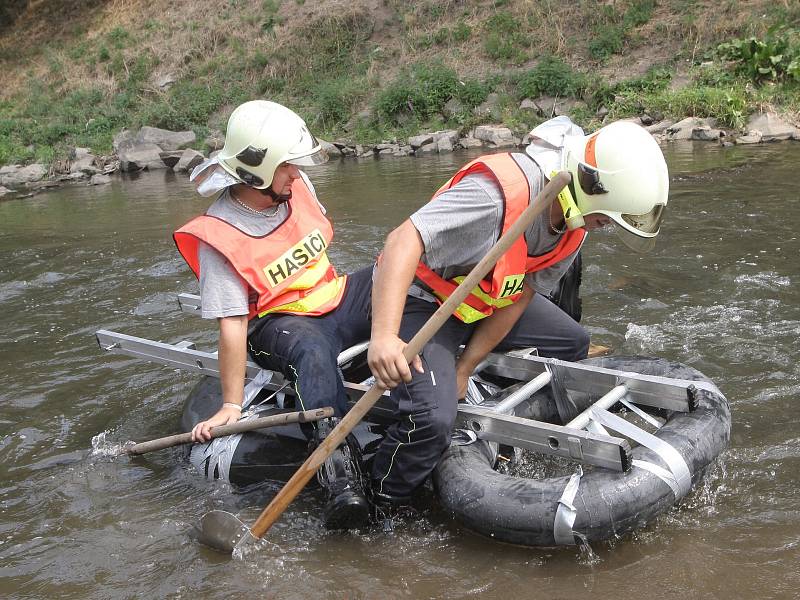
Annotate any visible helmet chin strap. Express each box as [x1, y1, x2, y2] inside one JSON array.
[[258, 186, 292, 204]]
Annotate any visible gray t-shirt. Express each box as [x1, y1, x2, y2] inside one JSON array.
[[197, 172, 322, 319], [409, 152, 581, 299]]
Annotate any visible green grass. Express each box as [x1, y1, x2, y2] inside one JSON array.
[[483, 11, 529, 64], [0, 1, 798, 167], [607, 82, 748, 128], [419, 20, 472, 48], [624, 0, 656, 28], [588, 0, 656, 60], [588, 24, 625, 60]]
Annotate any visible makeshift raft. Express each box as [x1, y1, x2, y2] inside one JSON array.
[[96, 291, 730, 547]]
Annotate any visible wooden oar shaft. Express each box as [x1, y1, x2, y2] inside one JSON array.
[[247, 172, 571, 539], [125, 407, 334, 455]]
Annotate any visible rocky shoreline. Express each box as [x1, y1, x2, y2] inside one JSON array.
[[1, 111, 798, 200]]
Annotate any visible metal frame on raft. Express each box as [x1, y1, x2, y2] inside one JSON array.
[[96, 292, 710, 475]]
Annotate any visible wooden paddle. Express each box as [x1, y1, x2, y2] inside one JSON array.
[[201, 171, 571, 553], [123, 407, 333, 455]]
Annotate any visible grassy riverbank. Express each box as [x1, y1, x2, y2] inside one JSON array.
[[1, 0, 798, 166]]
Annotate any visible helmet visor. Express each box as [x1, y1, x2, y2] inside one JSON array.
[[614, 225, 658, 253], [287, 147, 328, 167], [286, 132, 328, 167], [612, 204, 665, 253], [620, 204, 665, 236]]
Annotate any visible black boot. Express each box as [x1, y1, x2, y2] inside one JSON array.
[[315, 419, 370, 530]]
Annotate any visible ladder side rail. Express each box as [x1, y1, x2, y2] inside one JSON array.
[[457, 406, 631, 472]]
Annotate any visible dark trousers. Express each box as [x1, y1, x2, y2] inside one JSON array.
[[247, 266, 373, 423], [370, 292, 589, 498]]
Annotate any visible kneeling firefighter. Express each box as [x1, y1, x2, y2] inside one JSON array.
[[176, 100, 372, 529]]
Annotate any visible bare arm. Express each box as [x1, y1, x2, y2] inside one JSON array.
[[454, 284, 535, 399], [368, 219, 425, 388], [191, 314, 249, 442]]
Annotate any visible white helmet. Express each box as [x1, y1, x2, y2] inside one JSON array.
[[564, 120, 669, 252], [218, 100, 327, 190]]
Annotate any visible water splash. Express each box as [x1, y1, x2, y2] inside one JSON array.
[[89, 430, 126, 458], [574, 533, 601, 566], [624, 322, 667, 353]]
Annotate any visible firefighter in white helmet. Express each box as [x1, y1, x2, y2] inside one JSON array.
[[175, 100, 372, 530], [366, 115, 669, 520], [530, 116, 669, 252], [215, 100, 328, 195]]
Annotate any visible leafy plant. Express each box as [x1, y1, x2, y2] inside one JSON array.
[[606, 83, 748, 129], [654, 85, 747, 128], [456, 78, 493, 108], [249, 50, 270, 71], [616, 66, 673, 94], [313, 78, 364, 127], [451, 21, 471, 43], [515, 56, 588, 99], [375, 62, 460, 122], [588, 0, 655, 61], [588, 23, 625, 59], [716, 28, 800, 83]]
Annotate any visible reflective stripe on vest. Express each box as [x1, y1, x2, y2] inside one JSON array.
[[414, 154, 586, 323], [173, 178, 346, 320]]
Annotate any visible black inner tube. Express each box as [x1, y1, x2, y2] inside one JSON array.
[[433, 356, 731, 547]]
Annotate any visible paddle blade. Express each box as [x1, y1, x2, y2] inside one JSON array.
[[195, 510, 253, 554]]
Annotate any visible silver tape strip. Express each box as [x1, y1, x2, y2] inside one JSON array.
[[619, 397, 662, 428], [589, 407, 691, 498], [451, 429, 479, 446], [632, 459, 681, 497], [553, 465, 583, 545], [190, 430, 243, 483], [242, 369, 273, 409], [189, 367, 278, 481], [586, 419, 610, 436], [464, 377, 486, 405]]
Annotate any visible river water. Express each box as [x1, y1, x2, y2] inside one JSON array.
[[1, 142, 798, 599]]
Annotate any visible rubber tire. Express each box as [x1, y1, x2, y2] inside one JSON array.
[[432, 357, 731, 546]]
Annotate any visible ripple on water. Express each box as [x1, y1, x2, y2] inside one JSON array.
[[622, 301, 799, 371], [2, 144, 800, 598], [732, 270, 792, 289], [138, 257, 187, 278], [0, 272, 71, 304]]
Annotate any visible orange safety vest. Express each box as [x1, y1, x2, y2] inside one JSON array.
[[414, 153, 585, 323], [173, 178, 347, 320]]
